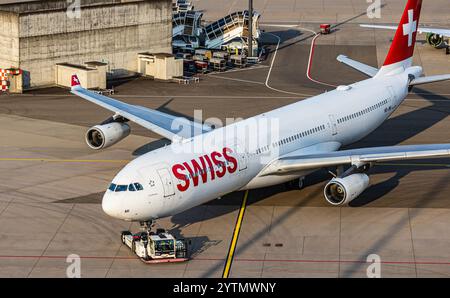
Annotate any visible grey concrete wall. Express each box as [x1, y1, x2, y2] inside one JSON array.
[[0, 11, 19, 69], [12, 0, 172, 88]]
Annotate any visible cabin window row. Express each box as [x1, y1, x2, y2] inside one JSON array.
[[269, 124, 327, 150], [337, 99, 388, 124]]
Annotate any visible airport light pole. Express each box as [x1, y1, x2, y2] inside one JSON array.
[[248, 0, 253, 57]]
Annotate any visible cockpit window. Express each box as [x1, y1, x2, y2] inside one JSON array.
[[109, 183, 143, 192], [108, 183, 117, 191], [134, 183, 144, 191], [115, 185, 128, 192]]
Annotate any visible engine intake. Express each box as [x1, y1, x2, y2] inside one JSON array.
[[324, 173, 370, 206], [426, 33, 445, 48], [86, 122, 130, 150]]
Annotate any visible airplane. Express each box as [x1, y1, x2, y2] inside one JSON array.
[[361, 18, 450, 52], [71, 0, 450, 228]]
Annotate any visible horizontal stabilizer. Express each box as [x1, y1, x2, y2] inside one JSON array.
[[410, 74, 450, 86], [337, 55, 378, 77]]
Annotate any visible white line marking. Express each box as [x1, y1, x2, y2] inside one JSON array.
[[208, 75, 265, 85], [263, 32, 311, 96]]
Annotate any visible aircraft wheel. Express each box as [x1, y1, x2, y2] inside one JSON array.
[[298, 177, 305, 190], [285, 177, 305, 190]]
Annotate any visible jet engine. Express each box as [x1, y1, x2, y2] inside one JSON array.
[[324, 173, 370, 206], [426, 33, 446, 48], [85, 122, 130, 150]]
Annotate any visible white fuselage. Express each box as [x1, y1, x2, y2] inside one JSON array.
[[102, 67, 420, 222]]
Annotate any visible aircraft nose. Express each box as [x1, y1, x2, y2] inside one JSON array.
[[102, 192, 122, 218]]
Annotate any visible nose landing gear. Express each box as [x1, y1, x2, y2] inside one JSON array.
[[139, 220, 154, 232]]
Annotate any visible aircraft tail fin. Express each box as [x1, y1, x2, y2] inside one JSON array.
[[71, 75, 82, 90], [376, 0, 423, 77]]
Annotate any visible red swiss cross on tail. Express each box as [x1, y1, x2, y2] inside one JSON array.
[[380, 0, 423, 72], [71, 75, 81, 88]]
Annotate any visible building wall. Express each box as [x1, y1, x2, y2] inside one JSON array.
[[0, 11, 19, 70], [11, 0, 172, 88]]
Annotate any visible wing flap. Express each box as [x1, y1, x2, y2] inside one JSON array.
[[261, 144, 450, 176]]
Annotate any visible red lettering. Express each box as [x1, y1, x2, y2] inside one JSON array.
[[211, 151, 226, 178], [173, 148, 238, 192], [223, 147, 238, 173], [192, 157, 208, 184], [172, 164, 189, 192], [183, 162, 197, 187], [203, 154, 215, 181]]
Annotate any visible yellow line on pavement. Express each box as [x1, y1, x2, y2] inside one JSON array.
[[222, 190, 249, 278], [0, 158, 130, 164]]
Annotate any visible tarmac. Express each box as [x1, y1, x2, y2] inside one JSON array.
[[0, 0, 449, 277]]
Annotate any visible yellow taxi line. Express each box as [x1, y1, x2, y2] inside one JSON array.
[[222, 190, 249, 278]]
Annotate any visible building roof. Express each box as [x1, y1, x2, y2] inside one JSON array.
[[139, 52, 175, 58], [56, 63, 95, 71], [0, 0, 161, 14]]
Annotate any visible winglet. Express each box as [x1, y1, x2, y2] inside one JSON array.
[[71, 75, 81, 89]]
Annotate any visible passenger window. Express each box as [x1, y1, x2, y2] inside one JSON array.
[[129, 184, 136, 192]]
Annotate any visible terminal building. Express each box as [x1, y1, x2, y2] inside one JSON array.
[[0, 0, 173, 92]]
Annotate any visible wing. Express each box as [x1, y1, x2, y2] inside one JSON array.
[[70, 76, 212, 141], [260, 144, 450, 176], [337, 55, 378, 77], [416, 27, 450, 37], [360, 24, 450, 37], [360, 24, 398, 31]]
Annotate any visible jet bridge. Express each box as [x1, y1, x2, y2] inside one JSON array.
[[204, 10, 261, 50], [173, 10, 203, 37]]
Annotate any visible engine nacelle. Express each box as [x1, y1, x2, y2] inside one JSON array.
[[324, 173, 370, 206], [85, 122, 130, 150], [426, 33, 445, 48]]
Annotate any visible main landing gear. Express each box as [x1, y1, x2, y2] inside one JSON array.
[[285, 177, 305, 190]]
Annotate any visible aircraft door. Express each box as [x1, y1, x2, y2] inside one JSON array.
[[235, 143, 248, 172], [328, 114, 338, 136], [156, 168, 175, 198], [387, 85, 399, 108]]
